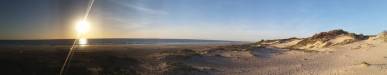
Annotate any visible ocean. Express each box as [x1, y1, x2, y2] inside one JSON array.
[[0, 39, 241, 46]]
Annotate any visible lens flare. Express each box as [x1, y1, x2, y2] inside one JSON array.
[[60, 0, 94, 75]]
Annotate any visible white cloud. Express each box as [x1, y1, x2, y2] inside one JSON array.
[[112, 0, 168, 15]]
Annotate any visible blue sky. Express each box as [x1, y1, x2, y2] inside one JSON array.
[[1, 0, 387, 41]]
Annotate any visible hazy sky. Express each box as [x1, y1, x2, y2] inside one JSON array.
[[1, 0, 387, 41]]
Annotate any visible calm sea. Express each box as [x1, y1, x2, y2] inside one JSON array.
[[0, 39, 241, 46]]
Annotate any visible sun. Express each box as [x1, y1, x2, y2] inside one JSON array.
[[75, 20, 90, 45], [76, 20, 90, 35]]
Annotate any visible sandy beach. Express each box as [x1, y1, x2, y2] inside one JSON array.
[[3, 30, 387, 75], [0, 44, 227, 75]]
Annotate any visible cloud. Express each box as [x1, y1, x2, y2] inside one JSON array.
[[112, 0, 168, 15], [126, 4, 168, 15]]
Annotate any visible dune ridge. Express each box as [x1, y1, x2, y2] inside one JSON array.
[[155, 29, 387, 75]]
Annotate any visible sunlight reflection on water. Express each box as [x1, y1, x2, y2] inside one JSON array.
[[79, 38, 88, 46]]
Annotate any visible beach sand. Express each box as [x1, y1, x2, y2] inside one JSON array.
[[2, 39, 387, 75], [0, 44, 221, 75]]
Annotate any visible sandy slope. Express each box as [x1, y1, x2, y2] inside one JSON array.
[[183, 38, 387, 75], [153, 30, 387, 75]]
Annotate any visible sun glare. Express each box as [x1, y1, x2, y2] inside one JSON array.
[[76, 20, 90, 35], [79, 38, 88, 45], [75, 20, 90, 45]]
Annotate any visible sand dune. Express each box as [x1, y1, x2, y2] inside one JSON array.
[[155, 29, 387, 75]]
